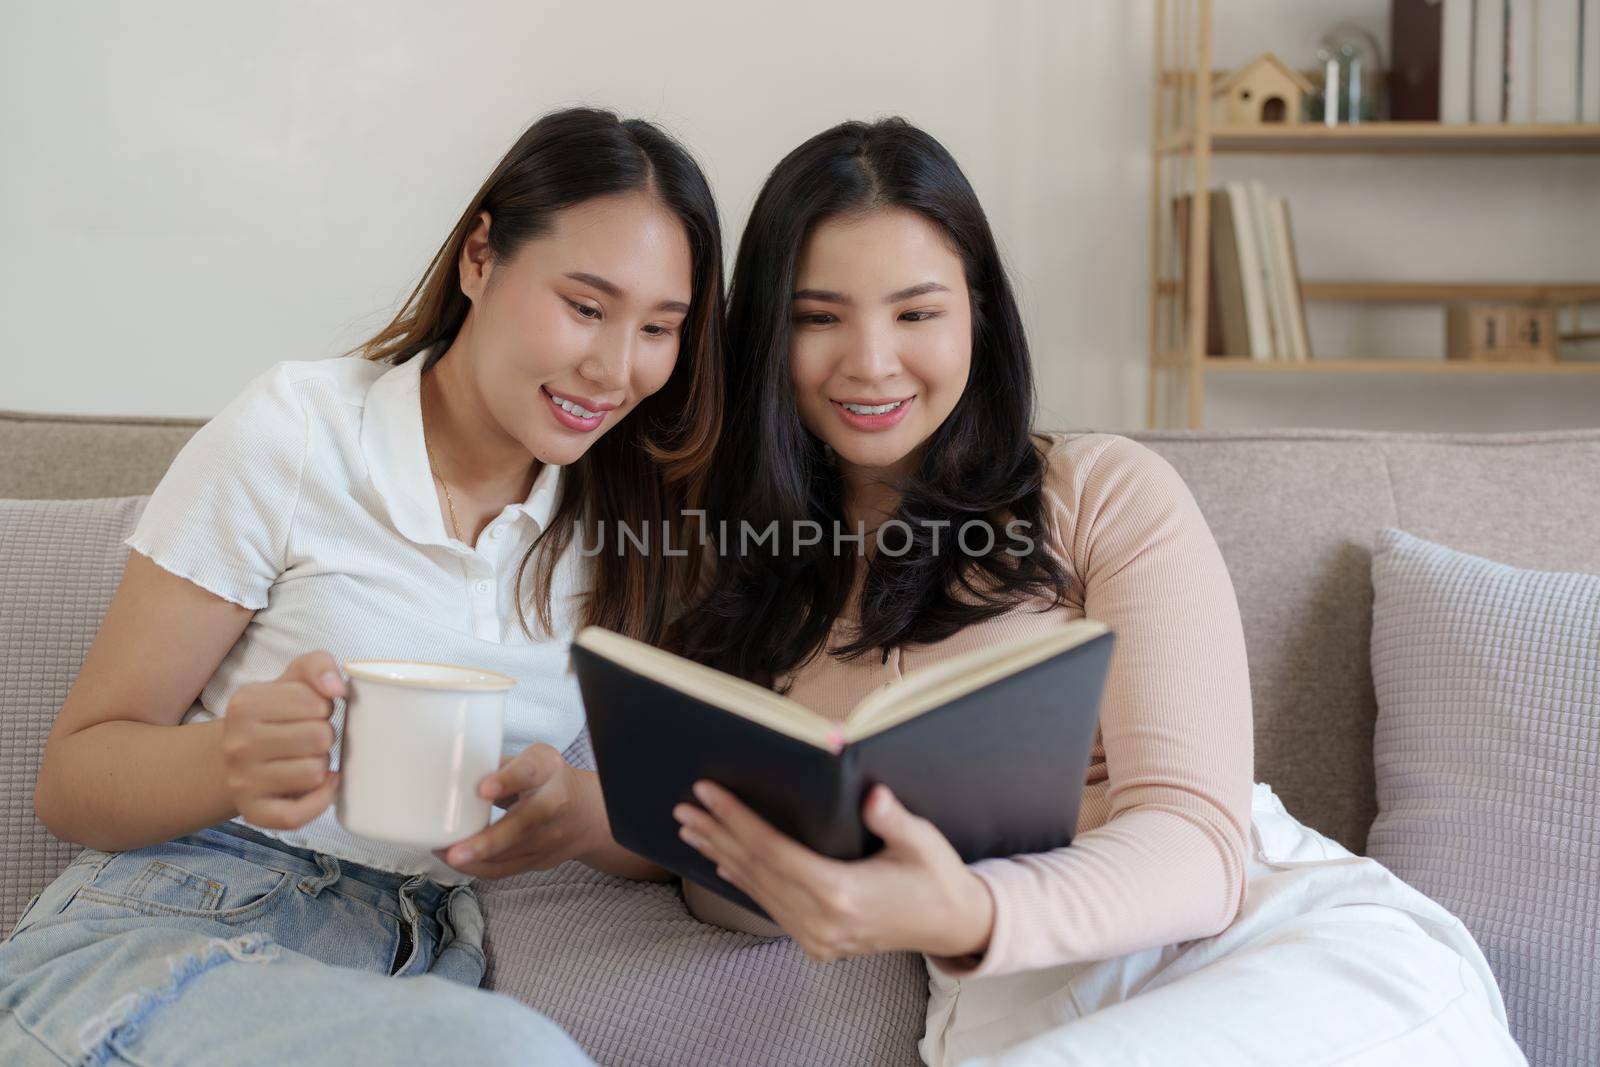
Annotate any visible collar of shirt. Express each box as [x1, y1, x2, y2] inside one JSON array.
[[360, 353, 564, 552]]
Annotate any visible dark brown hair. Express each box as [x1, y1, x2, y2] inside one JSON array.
[[353, 107, 725, 643], [674, 118, 1068, 684]]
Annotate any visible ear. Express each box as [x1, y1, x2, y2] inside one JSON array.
[[459, 211, 494, 303]]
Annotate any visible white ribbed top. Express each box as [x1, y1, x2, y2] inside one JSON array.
[[126, 355, 584, 884]]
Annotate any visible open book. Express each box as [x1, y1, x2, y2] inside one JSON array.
[[570, 620, 1115, 915]]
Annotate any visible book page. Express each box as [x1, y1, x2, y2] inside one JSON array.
[[573, 627, 842, 749], [842, 619, 1110, 742]]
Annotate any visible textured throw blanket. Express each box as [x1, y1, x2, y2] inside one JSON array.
[[476, 731, 928, 1066]]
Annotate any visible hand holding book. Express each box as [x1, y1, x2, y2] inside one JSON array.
[[672, 778, 997, 962], [570, 619, 1115, 930]]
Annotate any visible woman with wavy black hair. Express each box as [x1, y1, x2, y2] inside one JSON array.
[[672, 117, 1520, 1066]]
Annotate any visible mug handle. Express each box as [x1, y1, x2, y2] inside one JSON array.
[[330, 667, 349, 775]]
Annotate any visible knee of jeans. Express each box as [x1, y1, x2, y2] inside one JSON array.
[[77, 933, 282, 1067], [423, 992, 587, 1065]]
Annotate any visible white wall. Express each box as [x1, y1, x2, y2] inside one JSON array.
[[2, 0, 1596, 430]]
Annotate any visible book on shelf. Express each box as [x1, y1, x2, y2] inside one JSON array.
[[1439, 0, 1594, 124], [1440, 0, 1475, 123], [1582, 0, 1598, 120], [1472, 0, 1508, 122], [569, 622, 1115, 915], [1225, 182, 1274, 360], [1245, 181, 1291, 361], [1266, 198, 1313, 362], [1207, 190, 1254, 358], [1172, 192, 1231, 356], [1392, 0, 1445, 120], [1535, 0, 1582, 122], [1173, 183, 1311, 362], [1508, 0, 1536, 123]]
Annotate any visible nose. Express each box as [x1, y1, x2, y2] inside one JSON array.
[[576, 325, 634, 394], [838, 319, 901, 384]]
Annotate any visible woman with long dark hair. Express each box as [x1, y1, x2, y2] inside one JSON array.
[[672, 118, 1520, 1065], [3, 107, 723, 1065]]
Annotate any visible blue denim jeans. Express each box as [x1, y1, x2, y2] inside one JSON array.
[[0, 822, 591, 1066]]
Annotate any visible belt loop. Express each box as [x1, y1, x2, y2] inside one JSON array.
[[388, 875, 429, 977], [396, 874, 426, 926], [297, 854, 341, 896]]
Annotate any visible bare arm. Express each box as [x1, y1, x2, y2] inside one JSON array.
[[575, 769, 674, 880], [34, 551, 340, 852], [34, 551, 251, 850]]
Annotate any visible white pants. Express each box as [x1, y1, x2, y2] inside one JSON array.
[[921, 784, 1526, 1067]]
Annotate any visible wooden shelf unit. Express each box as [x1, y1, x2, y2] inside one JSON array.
[[1146, 0, 1600, 428], [1192, 357, 1600, 375], [1159, 122, 1600, 154], [1156, 280, 1600, 303]]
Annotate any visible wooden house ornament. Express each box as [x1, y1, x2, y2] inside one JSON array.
[[1213, 53, 1313, 125]]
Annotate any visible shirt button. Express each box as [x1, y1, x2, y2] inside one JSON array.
[[474, 580, 491, 595]]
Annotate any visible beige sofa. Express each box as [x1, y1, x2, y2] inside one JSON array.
[[5, 407, 1599, 1062]]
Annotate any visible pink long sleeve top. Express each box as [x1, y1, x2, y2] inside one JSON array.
[[687, 432, 1255, 977]]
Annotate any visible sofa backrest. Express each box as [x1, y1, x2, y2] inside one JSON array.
[[1134, 428, 1600, 850], [0, 409, 203, 500], [5, 408, 1599, 852]]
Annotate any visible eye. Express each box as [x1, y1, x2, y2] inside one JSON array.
[[899, 310, 943, 323], [567, 299, 602, 321], [642, 323, 677, 338], [793, 312, 838, 327]]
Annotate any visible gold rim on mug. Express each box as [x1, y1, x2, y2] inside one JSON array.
[[344, 660, 517, 692]]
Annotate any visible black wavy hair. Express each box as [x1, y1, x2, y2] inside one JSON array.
[[673, 117, 1069, 685]]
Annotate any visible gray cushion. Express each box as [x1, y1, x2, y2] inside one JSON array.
[[1366, 527, 1599, 1067], [1, 496, 148, 933], [476, 731, 927, 1066], [1136, 428, 1600, 853]]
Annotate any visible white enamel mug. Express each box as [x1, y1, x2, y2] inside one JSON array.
[[335, 660, 515, 849]]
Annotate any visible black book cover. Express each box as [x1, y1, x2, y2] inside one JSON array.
[[573, 629, 1114, 916]]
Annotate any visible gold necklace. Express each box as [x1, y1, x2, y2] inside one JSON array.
[[421, 392, 465, 544]]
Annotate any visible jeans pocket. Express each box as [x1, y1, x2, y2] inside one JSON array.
[[7, 889, 46, 940], [70, 840, 294, 923], [7, 848, 114, 939]]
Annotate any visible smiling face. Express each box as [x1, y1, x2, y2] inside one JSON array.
[[460, 191, 694, 467], [788, 207, 972, 484]]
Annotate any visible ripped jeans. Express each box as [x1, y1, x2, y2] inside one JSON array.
[[0, 821, 591, 1066]]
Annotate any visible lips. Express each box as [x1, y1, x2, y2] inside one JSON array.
[[830, 395, 915, 432], [543, 386, 611, 432]]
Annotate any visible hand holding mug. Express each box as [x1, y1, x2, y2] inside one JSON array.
[[436, 743, 607, 879], [221, 650, 343, 831]]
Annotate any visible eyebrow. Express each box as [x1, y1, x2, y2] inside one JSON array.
[[565, 272, 690, 315], [792, 281, 951, 305]]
